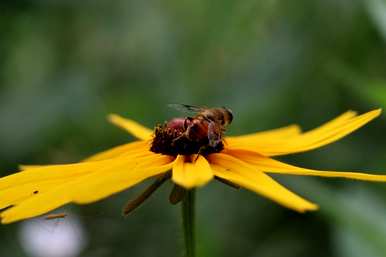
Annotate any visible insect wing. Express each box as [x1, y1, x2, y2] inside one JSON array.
[[207, 121, 222, 147], [168, 104, 205, 115]]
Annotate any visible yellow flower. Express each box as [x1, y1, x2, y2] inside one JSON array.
[[1, 109, 386, 224]]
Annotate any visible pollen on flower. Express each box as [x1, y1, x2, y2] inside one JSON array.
[[150, 118, 224, 156]]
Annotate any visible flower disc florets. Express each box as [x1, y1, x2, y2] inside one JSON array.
[[150, 118, 224, 156]]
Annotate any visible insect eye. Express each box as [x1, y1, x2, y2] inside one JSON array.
[[225, 108, 233, 123]]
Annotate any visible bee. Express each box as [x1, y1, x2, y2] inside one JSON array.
[[151, 104, 233, 155]]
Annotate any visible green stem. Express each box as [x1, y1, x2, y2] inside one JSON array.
[[182, 189, 196, 257]]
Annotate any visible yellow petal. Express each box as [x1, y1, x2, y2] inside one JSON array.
[[208, 153, 318, 212], [84, 140, 152, 162], [1, 188, 70, 224], [108, 114, 153, 140], [300, 110, 357, 134], [226, 124, 301, 142], [226, 109, 380, 156], [0, 156, 150, 209], [20, 141, 152, 171], [226, 149, 386, 182], [18, 165, 44, 170], [0, 179, 69, 209], [1, 154, 174, 224], [0, 160, 113, 191], [226, 110, 357, 148], [1, 150, 157, 211], [172, 155, 214, 189], [73, 154, 174, 203], [0, 154, 167, 209]]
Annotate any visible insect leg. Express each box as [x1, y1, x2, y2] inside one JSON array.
[[172, 118, 194, 143]]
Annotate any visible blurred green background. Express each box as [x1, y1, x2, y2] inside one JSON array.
[[1, 0, 386, 257]]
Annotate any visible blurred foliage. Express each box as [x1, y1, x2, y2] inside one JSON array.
[[1, 0, 386, 257]]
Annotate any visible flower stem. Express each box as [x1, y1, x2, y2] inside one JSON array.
[[182, 189, 195, 257]]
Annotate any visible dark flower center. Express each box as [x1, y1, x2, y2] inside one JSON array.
[[150, 118, 224, 156]]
